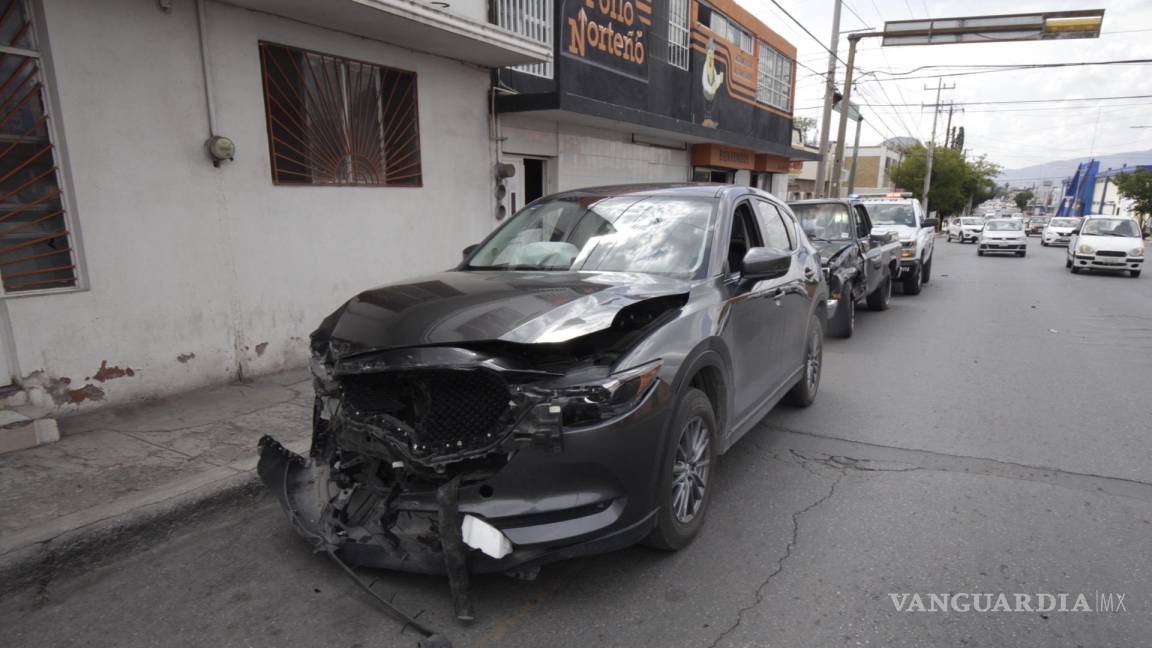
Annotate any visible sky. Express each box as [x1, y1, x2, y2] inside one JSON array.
[[738, 0, 1152, 171]]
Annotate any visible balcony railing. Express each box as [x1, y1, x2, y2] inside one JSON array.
[[495, 0, 553, 78]]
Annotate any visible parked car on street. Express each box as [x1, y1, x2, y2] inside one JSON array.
[[789, 199, 901, 337], [978, 218, 1028, 257], [947, 216, 984, 243], [257, 184, 829, 614], [1041, 217, 1082, 246], [859, 194, 937, 294], [1066, 215, 1146, 277], [1026, 217, 1049, 236]]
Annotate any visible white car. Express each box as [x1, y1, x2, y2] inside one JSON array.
[[863, 195, 936, 295], [978, 218, 1027, 257], [947, 216, 984, 243], [1041, 217, 1082, 246], [1066, 216, 1145, 278]]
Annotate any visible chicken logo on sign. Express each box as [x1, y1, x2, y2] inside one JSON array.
[[701, 39, 724, 128]]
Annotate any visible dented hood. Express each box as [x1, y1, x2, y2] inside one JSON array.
[[318, 270, 694, 355]]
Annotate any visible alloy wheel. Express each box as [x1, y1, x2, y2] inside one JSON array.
[[672, 416, 711, 524], [805, 329, 822, 394]]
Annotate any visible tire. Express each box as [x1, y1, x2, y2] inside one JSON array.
[[1065, 256, 1072, 268], [902, 263, 922, 295], [978, 250, 985, 257], [946, 233, 952, 242], [785, 316, 823, 407], [866, 274, 891, 311], [828, 282, 855, 338], [922, 257, 932, 283], [1042, 241, 1048, 247], [1131, 270, 1142, 278], [1071, 266, 1082, 274], [644, 387, 717, 551], [1017, 251, 1026, 257]]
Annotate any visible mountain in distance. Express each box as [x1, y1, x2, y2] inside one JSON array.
[[997, 149, 1152, 187]]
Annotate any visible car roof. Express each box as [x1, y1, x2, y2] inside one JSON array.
[[548, 183, 737, 201], [787, 198, 856, 206]]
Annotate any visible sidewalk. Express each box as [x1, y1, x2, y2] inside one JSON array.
[[0, 367, 314, 595]]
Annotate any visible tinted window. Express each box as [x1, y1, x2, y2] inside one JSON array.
[[755, 200, 794, 250], [727, 202, 763, 273]]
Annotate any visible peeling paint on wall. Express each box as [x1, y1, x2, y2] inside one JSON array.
[[90, 361, 136, 382], [255, 342, 269, 357], [67, 384, 105, 403]]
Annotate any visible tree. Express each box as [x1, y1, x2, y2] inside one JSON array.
[[794, 116, 817, 146], [890, 143, 1001, 217], [951, 126, 965, 152], [1014, 189, 1034, 210], [1112, 169, 1152, 228]]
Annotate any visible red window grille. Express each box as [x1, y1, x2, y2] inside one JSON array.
[[258, 41, 422, 187], [0, 0, 78, 294]]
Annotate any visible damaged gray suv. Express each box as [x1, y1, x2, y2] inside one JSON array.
[[258, 184, 827, 618]]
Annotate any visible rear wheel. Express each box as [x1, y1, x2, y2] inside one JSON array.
[[902, 263, 922, 295], [866, 274, 891, 311], [644, 388, 716, 551], [785, 317, 823, 407], [828, 282, 855, 338]]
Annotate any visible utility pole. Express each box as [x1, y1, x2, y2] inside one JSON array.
[[814, 0, 842, 198], [943, 105, 955, 149], [921, 78, 955, 217]]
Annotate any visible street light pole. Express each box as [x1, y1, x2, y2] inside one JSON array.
[[814, 0, 843, 198], [921, 78, 953, 217], [829, 34, 860, 198]]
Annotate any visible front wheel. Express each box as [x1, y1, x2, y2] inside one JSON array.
[[866, 274, 892, 311], [1131, 270, 1142, 278], [977, 249, 985, 257], [1071, 265, 1082, 274], [922, 257, 932, 283], [785, 317, 823, 407], [828, 282, 855, 338], [1042, 241, 1049, 247], [1065, 256, 1072, 268], [946, 233, 953, 242], [902, 264, 922, 295], [643, 388, 717, 551]]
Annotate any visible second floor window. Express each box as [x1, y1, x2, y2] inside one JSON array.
[[259, 42, 422, 187], [699, 5, 753, 53], [757, 42, 792, 112], [667, 0, 690, 70]]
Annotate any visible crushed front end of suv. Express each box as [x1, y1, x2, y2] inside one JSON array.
[[257, 184, 828, 619]]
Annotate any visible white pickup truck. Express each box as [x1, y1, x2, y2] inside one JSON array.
[[858, 195, 937, 295]]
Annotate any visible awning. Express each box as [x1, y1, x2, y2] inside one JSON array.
[[496, 92, 821, 162], [225, 0, 551, 68]]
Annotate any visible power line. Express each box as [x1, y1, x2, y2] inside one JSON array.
[[856, 94, 1152, 108], [766, 0, 847, 66], [868, 58, 1152, 77]]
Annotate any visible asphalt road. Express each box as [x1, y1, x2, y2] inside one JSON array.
[[5, 235, 1152, 648]]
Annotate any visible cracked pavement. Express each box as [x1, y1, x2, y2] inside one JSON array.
[[4, 241, 1152, 647]]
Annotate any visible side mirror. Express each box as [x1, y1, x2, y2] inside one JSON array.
[[742, 247, 791, 281], [462, 243, 479, 259], [921, 218, 939, 228]]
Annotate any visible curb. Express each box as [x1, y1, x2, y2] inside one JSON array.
[[0, 439, 307, 600]]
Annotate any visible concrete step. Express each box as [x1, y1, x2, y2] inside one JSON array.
[[0, 407, 59, 455]]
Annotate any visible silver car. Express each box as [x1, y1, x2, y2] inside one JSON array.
[[978, 218, 1028, 257]]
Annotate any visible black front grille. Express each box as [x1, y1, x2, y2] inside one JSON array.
[[341, 369, 511, 456], [1097, 250, 1125, 257]]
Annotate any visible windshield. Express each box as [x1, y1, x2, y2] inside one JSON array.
[[868, 203, 917, 226], [1081, 218, 1141, 237], [960, 218, 981, 226], [790, 204, 853, 240], [465, 195, 716, 275], [986, 220, 1022, 231], [1049, 218, 1079, 228]]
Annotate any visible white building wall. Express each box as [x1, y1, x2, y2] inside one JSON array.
[[8, 0, 496, 410], [555, 124, 690, 191]]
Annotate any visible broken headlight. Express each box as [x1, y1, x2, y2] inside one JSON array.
[[309, 348, 337, 393], [555, 360, 662, 427]]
